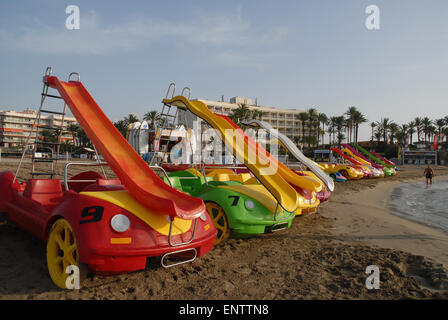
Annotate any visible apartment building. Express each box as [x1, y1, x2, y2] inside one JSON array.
[[0, 109, 77, 148], [189, 96, 309, 141]]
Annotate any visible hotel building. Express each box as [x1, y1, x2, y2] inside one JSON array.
[[0, 109, 77, 148], [189, 96, 310, 141]]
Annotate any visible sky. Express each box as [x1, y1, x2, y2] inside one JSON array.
[[0, 0, 447, 141]]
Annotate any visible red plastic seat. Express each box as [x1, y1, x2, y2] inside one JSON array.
[[67, 171, 105, 193], [23, 179, 63, 211]]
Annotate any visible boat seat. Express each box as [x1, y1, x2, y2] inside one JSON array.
[[23, 179, 63, 211]]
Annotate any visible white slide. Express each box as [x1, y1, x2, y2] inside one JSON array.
[[243, 119, 335, 192]]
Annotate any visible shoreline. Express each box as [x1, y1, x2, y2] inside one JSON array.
[[320, 172, 448, 267]]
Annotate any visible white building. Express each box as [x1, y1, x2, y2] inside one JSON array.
[[185, 97, 310, 141], [0, 109, 77, 148]]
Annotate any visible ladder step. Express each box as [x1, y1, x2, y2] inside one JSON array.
[[42, 93, 63, 100], [32, 158, 56, 163], [30, 172, 56, 176], [160, 114, 177, 118], [40, 109, 66, 116]]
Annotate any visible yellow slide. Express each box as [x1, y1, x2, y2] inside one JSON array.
[[341, 148, 372, 166], [162, 96, 301, 213]]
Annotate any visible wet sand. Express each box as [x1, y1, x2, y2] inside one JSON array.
[[0, 160, 447, 299]]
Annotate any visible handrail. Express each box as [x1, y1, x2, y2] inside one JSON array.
[[165, 82, 176, 99], [68, 72, 80, 82], [181, 87, 191, 99], [148, 165, 172, 187], [63, 161, 109, 191]]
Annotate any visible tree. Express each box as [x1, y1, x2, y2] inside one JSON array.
[[389, 123, 399, 144], [376, 118, 392, 144], [317, 113, 328, 146], [124, 114, 139, 126], [413, 117, 423, 143], [327, 117, 337, 146], [298, 112, 309, 147], [421, 117, 432, 144], [352, 110, 368, 145], [434, 118, 446, 139], [67, 123, 79, 146], [229, 103, 251, 127], [143, 110, 161, 130], [334, 116, 346, 146], [307, 108, 318, 148], [370, 122, 376, 143], [251, 109, 265, 120], [407, 121, 416, 145], [344, 106, 358, 144], [113, 120, 128, 138]]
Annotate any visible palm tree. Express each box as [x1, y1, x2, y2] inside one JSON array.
[[327, 117, 337, 146], [336, 132, 346, 145], [124, 114, 139, 126], [251, 109, 265, 120], [407, 121, 416, 145], [317, 113, 328, 146], [374, 131, 382, 145], [344, 106, 358, 144], [398, 124, 409, 145], [352, 110, 368, 145], [334, 116, 346, 146], [67, 123, 79, 147], [376, 118, 392, 144], [370, 122, 376, 143], [421, 117, 432, 144], [307, 108, 318, 148], [143, 110, 160, 130], [229, 103, 251, 127], [113, 120, 128, 138], [413, 117, 423, 143], [434, 118, 446, 138], [442, 127, 448, 146], [389, 123, 399, 144], [298, 112, 309, 147]]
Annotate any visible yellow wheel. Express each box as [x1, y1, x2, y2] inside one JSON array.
[[46, 219, 79, 289], [206, 202, 231, 245]]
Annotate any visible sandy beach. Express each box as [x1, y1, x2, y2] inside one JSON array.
[[0, 161, 448, 299]]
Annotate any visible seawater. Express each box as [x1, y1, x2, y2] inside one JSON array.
[[388, 180, 448, 233]]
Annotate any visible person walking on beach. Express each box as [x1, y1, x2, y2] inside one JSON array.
[[424, 165, 434, 185]]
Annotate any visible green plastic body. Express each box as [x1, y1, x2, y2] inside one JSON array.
[[164, 170, 295, 238]]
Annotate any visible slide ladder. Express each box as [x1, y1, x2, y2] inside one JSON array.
[[14, 68, 104, 181], [38, 69, 205, 220]]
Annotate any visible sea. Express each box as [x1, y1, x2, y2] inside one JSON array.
[[388, 180, 448, 234]]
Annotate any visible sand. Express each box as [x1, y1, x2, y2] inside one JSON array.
[[0, 159, 448, 299]]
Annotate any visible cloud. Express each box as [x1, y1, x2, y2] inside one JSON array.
[[0, 9, 289, 56]]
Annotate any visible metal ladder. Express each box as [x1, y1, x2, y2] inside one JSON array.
[[14, 67, 76, 181], [149, 83, 192, 165]]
